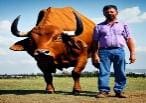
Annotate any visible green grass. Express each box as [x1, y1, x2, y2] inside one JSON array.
[[0, 77, 146, 91], [0, 77, 146, 103], [126, 77, 146, 91]]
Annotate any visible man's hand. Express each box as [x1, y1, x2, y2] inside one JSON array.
[[91, 54, 100, 68], [129, 54, 136, 64]]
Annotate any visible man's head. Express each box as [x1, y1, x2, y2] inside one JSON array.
[[103, 5, 118, 21]]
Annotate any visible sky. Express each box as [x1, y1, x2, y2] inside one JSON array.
[[0, 0, 146, 74]]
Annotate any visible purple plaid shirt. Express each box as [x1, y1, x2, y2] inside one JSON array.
[[93, 20, 131, 48]]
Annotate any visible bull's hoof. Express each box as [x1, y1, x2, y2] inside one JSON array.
[[45, 90, 55, 94], [72, 89, 81, 95]]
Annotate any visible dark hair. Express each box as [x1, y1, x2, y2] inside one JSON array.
[[103, 5, 118, 12]]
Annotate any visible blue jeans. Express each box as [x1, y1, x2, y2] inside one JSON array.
[[98, 48, 126, 93]]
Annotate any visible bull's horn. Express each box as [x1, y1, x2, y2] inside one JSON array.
[[73, 12, 83, 36], [11, 15, 28, 37]]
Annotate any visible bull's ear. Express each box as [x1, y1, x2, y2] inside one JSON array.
[[10, 38, 30, 51]]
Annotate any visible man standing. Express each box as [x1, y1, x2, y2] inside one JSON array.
[[92, 5, 136, 98]]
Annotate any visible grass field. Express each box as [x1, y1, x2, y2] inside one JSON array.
[[0, 77, 146, 103]]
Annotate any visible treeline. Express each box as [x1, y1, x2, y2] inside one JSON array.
[[0, 71, 146, 79], [0, 73, 42, 79], [55, 71, 146, 78]]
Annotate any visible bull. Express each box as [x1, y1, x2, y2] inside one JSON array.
[[10, 7, 95, 94]]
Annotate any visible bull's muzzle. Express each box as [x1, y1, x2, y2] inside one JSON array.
[[34, 49, 54, 62]]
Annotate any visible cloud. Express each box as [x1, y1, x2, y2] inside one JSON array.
[[136, 46, 146, 52], [0, 20, 11, 32], [0, 48, 6, 56], [0, 59, 35, 64], [92, 17, 105, 24], [0, 35, 12, 46], [0, 35, 12, 56], [92, 6, 146, 24], [119, 6, 146, 24]]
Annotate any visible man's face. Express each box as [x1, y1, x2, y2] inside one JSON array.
[[103, 8, 118, 21]]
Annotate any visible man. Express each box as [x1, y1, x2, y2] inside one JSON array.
[[92, 5, 136, 98]]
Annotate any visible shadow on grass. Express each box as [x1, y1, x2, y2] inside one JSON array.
[[0, 90, 97, 97], [56, 90, 97, 97], [0, 90, 45, 95]]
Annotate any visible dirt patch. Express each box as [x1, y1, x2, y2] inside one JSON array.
[[0, 91, 146, 103]]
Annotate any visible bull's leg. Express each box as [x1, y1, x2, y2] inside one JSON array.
[[72, 55, 87, 94], [72, 70, 82, 94], [37, 62, 55, 93], [43, 73, 55, 93]]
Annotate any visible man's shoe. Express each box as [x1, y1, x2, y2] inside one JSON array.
[[115, 92, 128, 98], [96, 91, 109, 98]]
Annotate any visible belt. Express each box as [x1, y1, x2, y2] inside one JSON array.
[[99, 47, 121, 50]]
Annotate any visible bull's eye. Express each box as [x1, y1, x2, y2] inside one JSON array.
[[54, 36, 62, 41]]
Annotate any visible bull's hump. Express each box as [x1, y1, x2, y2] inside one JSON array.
[[38, 7, 77, 31]]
